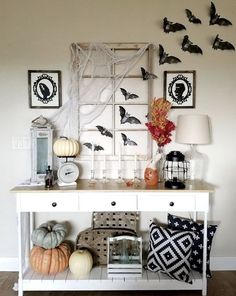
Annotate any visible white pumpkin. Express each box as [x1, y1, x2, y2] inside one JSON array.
[[69, 249, 93, 278], [53, 137, 80, 157]]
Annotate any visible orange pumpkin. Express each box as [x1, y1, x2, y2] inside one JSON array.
[[30, 242, 72, 275], [144, 167, 158, 186]]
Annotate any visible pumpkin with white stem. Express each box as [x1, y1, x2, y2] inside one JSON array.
[[69, 249, 93, 278], [31, 222, 67, 249], [53, 137, 80, 157], [30, 242, 72, 275]]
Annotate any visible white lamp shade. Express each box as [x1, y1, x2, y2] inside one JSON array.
[[175, 114, 211, 144]]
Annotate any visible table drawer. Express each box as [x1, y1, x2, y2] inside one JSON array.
[[79, 193, 137, 211], [137, 194, 196, 211], [18, 193, 79, 212]]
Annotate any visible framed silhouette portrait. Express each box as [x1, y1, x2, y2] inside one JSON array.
[[28, 70, 62, 108], [164, 71, 196, 108]]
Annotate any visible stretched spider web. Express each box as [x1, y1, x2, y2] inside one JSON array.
[[50, 42, 151, 139]]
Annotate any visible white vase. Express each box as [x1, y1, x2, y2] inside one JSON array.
[[156, 145, 165, 183]]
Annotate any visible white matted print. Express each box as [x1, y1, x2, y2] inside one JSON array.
[[164, 71, 196, 108], [114, 78, 148, 104], [80, 131, 113, 156], [115, 131, 148, 156], [80, 78, 113, 104], [80, 105, 113, 130], [28, 70, 62, 108], [115, 105, 148, 130], [114, 49, 148, 76]]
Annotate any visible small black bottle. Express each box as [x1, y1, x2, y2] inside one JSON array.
[[45, 165, 54, 188]]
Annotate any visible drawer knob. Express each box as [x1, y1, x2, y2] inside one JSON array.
[[111, 201, 116, 206], [52, 202, 57, 207], [169, 201, 174, 207]]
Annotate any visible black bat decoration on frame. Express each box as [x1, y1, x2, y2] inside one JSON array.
[[83, 142, 104, 151], [140, 67, 157, 80], [121, 133, 137, 146], [182, 35, 203, 54], [212, 34, 235, 51], [119, 106, 141, 124], [163, 17, 186, 33], [96, 125, 113, 138], [185, 9, 201, 24], [159, 44, 181, 65], [210, 2, 232, 26], [120, 88, 139, 100]]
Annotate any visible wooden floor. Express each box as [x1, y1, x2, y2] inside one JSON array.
[[1, 271, 236, 296]]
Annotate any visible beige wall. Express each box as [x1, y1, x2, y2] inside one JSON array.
[[1, 0, 236, 266]]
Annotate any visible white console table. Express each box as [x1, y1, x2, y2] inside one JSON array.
[[11, 180, 213, 296]]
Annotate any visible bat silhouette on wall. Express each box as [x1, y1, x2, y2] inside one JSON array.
[[120, 88, 139, 100], [212, 34, 235, 51], [182, 35, 203, 54], [121, 133, 137, 146], [83, 142, 104, 151], [185, 9, 201, 24], [96, 125, 113, 138], [119, 106, 141, 124], [210, 2, 232, 26], [159, 44, 181, 65], [140, 67, 157, 80], [163, 17, 186, 33]]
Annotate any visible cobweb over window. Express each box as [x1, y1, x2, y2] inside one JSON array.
[[50, 42, 151, 139]]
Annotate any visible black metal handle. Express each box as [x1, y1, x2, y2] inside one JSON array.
[[169, 201, 174, 207], [111, 201, 116, 206], [52, 202, 57, 207]]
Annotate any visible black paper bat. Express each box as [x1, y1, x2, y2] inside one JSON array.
[[119, 106, 141, 124], [121, 133, 137, 146], [159, 44, 181, 65], [140, 67, 157, 80], [212, 34, 235, 51], [83, 142, 104, 151], [163, 17, 186, 33], [120, 88, 139, 100], [210, 2, 232, 26], [185, 9, 201, 24], [96, 125, 113, 138], [182, 35, 203, 54]]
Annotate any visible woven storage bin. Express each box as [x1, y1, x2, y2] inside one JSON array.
[[92, 212, 138, 231], [76, 212, 138, 265]]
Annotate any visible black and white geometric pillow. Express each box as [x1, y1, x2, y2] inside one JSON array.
[[168, 213, 218, 278], [147, 222, 195, 284]]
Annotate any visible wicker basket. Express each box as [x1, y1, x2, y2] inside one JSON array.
[[92, 212, 138, 231], [76, 212, 138, 265]]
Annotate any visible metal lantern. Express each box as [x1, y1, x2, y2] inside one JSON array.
[[163, 151, 188, 189], [30, 116, 53, 184]]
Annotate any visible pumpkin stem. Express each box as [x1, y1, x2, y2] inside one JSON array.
[[47, 225, 52, 232]]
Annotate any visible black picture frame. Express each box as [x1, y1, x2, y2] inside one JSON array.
[[164, 71, 196, 108], [28, 70, 62, 109]]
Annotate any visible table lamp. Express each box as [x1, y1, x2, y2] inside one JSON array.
[[175, 114, 211, 181]]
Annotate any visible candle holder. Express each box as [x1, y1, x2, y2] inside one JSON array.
[[132, 169, 141, 185], [101, 169, 109, 184], [88, 169, 97, 185], [116, 169, 124, 183]]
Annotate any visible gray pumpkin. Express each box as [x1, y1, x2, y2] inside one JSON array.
[[31, 222, 67, 249]]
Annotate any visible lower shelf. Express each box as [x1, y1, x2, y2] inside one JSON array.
[[22, 266, 204, 291]]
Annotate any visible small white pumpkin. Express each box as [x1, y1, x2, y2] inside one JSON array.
[[69, 249, 93, 278], [53, 137, 80, 157]]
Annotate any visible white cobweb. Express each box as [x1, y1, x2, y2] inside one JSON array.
[[50, 42, 151, 139]]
